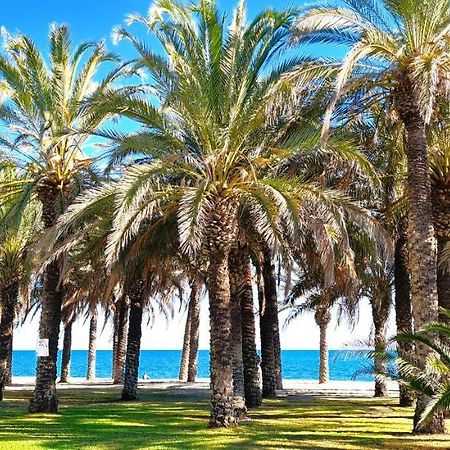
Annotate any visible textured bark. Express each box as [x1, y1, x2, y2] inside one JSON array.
[[229, 249, 245, 398], [260, 248, 281, 397], [0, 282, 19, 401], [206, 199, 238, 427], [122, 281, 144, 401], [5, 338, 12, 385], [187, 278, 201, 383], [178, 301, 192, 381], [437, 237, 450, 315], [113, 299, 128, 384], [239, 248, 262, 408], [29, 188, 63, 414], [432, 183, 450, 315], [396, 86, 445, 433], [229, 255, 247, 421], [314, 308, 331, 385], [59, 321, 73, 383], [394, 233, 415, 407], [371, 295, 389, 398], [86, 310, 97, 381]]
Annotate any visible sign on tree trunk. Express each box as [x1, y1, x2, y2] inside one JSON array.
[[36, 339, 49, 357]]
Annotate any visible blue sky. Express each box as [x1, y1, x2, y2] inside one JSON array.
[[2, 0, 379, 350], [1, 0, 300, 58]]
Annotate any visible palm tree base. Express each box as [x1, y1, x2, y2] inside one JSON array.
[[29, 391, 58, 414], [399, 386, 414, 407], [262, 387, 277, 399], [121, 389, 138, 401], [244, 386, 262, 408], [233, 396, 248, 420], [413, 394, 446, 434], [208, 396, 239, 428], [374, 381, 388, 398]]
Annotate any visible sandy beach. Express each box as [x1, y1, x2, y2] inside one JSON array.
[[8, 377, 400, 398]]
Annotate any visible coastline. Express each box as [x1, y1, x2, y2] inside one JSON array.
[[8, 377, 400, 397]]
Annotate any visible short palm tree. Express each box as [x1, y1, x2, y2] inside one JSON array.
[[291, 0, 450, 432], [374, 309, 450, 427], [0, 25, 123, 413]]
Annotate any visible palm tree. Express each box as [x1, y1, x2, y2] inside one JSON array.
[[186, 278, 202, 383], [86, 304, 98, 381], [285, 255, 358, 385], [59, 319, 73, 383], [258, 248, 282, 397], [292, 0, 450, 431], [231, 243, 262, 407], [0, 164, 38, 400], [88, 0, 331, 427], [60, 0, 379, 425], [229, 246, 247, 417], [121, 276, 145, 400], [112, 294, 128, 384], [375, 309, 450, 426], [0, 25, 123, 413], [178, 298, 192, 381], [429, 125, 450, 315], [179, 272, 204, 382], [394, 229, 415, 406]]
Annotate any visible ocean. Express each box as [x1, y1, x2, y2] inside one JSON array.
[[11, 350, 373, 381]]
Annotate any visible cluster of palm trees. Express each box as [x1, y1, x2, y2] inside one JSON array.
[[0, 0, 449, 434]]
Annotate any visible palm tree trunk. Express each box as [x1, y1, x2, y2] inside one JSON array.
[[178, 301, 192, 381], [29, 189, 63, 413], [437, 236, 450, 314], [240, 249, 262, 408], [86, 309, 97, 381], [397, 92, 445, 433], [187, 278, 201, 383], [206, 200, 238, 428], [59, 320, 73, 383], [432, 185, 450, 316], [229, 248, 247, 420], [259, 248, 281, 397], [394, 233, 415, 407], [371, 296, 389, 398], [314, 309, 331, 384], [5, 338, 12, 385], [122, 280, 144, 401], [0, 281, 18, 401], [113, 299, 128, 384]]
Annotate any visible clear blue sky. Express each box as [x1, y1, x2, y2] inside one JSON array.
[[1, 1, 301, 61], [2, 0, 376, 350]]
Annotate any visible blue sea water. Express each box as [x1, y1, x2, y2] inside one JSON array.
[[12, 350, 373, 381]]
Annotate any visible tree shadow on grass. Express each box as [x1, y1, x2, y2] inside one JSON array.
[[1, 388, 450, 449]]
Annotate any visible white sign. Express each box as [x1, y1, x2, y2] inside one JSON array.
[[36, 339, 49, 357]]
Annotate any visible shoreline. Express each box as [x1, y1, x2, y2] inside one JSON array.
[[8, 377, 400, 397]]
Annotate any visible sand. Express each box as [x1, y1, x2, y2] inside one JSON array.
[[8, 377, 399, 398]]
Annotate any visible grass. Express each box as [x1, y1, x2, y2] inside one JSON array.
[[1, 387, 450, 449]]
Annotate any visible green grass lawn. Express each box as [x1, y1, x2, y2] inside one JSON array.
[[1, 386, 450, 449]]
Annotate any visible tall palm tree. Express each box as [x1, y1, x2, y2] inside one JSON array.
[[0, 163, 38, 400], [0, 25, 123, 413], [112, 294, 128, 384], [292, 0, 450, 432], [285, 254, 359, 385], [394, 229, 415, 406], [230, 242, 262, 408], [86, 304, 98, 381], [429, 125, 450, 315], [61, 0, 378, 426], [89, 0, 331, 427]]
